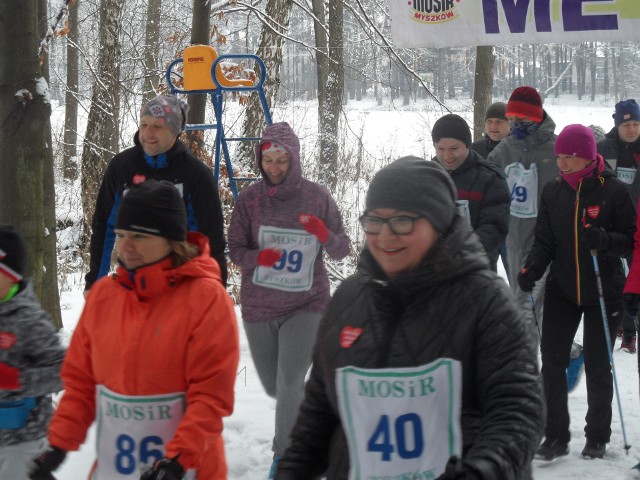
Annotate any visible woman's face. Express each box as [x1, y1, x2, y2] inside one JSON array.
[[556, 154, 592, 174], [261, 151, 290, 185], [365, 208, 439, 279], [115, 229, 172, 270]]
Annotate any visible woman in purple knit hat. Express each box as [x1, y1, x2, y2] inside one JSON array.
[[228, 122, 350, 477]]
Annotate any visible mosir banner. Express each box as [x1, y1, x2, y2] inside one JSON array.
[[388, 0, 640, 48]]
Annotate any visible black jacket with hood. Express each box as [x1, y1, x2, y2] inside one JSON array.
[[85, 133, 227, 288], [276, 216, 544, 480]]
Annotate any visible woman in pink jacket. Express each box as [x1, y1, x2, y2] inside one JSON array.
[[228, 122, 350, 477]]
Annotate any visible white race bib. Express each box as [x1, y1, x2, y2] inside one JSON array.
[[252, 225, 320, 292], [616, 166, 636, 185], [93, 385, 194, 479], [336, 359, 462, 480], [505, 163, 539, 218]]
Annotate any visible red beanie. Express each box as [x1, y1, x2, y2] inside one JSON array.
[[555, 124, 597, 161], [506, 86, 543, 123]]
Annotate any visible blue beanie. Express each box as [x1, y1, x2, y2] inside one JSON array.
[[613, 99, 640, 127]]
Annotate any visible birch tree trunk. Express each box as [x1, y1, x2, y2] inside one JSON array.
[[81, 0, 123, 245]]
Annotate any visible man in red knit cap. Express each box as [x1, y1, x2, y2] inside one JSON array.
[[488, 86, 557, 334]]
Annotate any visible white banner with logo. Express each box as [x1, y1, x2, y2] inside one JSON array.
[[389, 1, 640, 48]]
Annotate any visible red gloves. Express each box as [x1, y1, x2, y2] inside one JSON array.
[[0, 362, 20, 390], [257, 248, 282, 267], [299, 214, 329, 243]]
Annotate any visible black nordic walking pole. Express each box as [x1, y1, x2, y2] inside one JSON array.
[[529, 293, 541, 340], [591, 250, 631, 453]]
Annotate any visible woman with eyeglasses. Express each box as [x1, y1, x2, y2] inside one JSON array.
[[227, 122, 350, 478], [275, 156, 544, 480]]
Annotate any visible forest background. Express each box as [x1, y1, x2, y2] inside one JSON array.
[[2, 1, 640, 325]]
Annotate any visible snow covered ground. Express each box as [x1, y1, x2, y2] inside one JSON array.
[[49, 94, 640, 478]]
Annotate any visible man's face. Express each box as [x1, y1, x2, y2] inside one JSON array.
[[618, 121, 640, 144], [484, 118, 510, 142], [434, 138, 469, 171], [139, 115, 177, 156]]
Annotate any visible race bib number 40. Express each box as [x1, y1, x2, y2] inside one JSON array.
[[94, 385, 194, 479], [253, 225, 320, 292], [336, 359, 462, 480], [505, 162, 539, 218]]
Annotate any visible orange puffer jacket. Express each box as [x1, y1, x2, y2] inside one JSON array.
[[49, 232, 239, 479]]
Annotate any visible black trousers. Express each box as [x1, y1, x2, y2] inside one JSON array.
[[540, 288, 621, 444]]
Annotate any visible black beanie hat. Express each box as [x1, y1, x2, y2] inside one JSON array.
[[484, 102, 507, 121], [431, 114, 472, 147], [365, 156, 457, 233], [115, 180, 188, 240], [0, 225, 27, 282]]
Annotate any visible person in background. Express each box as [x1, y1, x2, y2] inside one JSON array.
[[472, 102, 512, 282], [471, 101, 511, 159], [598, 99, 640, 354], [85, 94, 228, 295], [276, 157, 544, 480], [227, 122, 350, 478], [30, 180, 239, 479], [432, 113, 510, 272], [488, 86, 558, 333], [0, 226, 65, 480], [517, 125, 635, 461]]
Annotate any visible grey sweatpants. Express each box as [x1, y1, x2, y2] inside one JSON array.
[[244, 310, 322, 456], [0, 437, 48, 480]]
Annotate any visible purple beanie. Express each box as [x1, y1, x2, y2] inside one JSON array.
[[555, 124, 597, 161]]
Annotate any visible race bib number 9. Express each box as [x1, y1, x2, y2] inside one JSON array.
[[336, 359, 462, 480], [94, 385, 194, 479], [253, 225, 320, 292], [505, 163, 539, 218]]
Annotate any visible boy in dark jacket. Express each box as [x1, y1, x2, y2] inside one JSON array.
[[0, 225, 65, 478], [432, 113, 510, 272], [518, 125, 635, 461]]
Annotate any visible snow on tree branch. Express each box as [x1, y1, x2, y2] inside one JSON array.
[[38, 0, 75, 65]]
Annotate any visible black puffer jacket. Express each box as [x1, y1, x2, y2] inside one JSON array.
[[597, 127, 640, 208], [435, 150, 510, 270], [524, 165, 635, 306], [470, 134, 503, 159], [276, 216, 544, 480]]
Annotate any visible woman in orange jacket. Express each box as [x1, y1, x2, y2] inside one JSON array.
[[30, 180, 239, 480]]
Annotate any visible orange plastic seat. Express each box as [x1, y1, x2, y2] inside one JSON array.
[[183, 45, 253, 91]]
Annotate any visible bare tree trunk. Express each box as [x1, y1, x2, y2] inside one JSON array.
[[81, 0, 123, 246], [318, 0, 344, 189], [0, 1, 48, 314], [239, 0, 294, 166], [590, 42, 596, 101], [142, 0, 162, 104], [473, 46, 495, 142], [312, 0, 328, 112], [63, 0, 79, 181], [36, 0, 63, 329], [186, 0, 210, 148]]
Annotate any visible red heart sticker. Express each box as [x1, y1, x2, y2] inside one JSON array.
[[587, 206, 600, 219], [340, 326, 363, 348], [132, 174, 146, 185], [0, 332, 16, 350]]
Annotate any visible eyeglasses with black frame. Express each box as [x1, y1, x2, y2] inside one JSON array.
[[359, 214, 425, 235]]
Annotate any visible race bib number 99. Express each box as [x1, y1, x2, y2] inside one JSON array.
[[505, 163, 539, 218], [253, 225, 320, 292], [336, 359, 462, 480]]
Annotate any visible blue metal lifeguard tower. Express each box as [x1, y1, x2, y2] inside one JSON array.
[[166, 45, 273, 199]]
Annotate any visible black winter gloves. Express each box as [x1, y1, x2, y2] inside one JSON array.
[[30, 446, 67, 480], [583, 226, 610, 252], [140, 456, 185, 480], [436, 456, 482, 480], [517, 267, 539, 293], [622, 293, 640, 317]]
